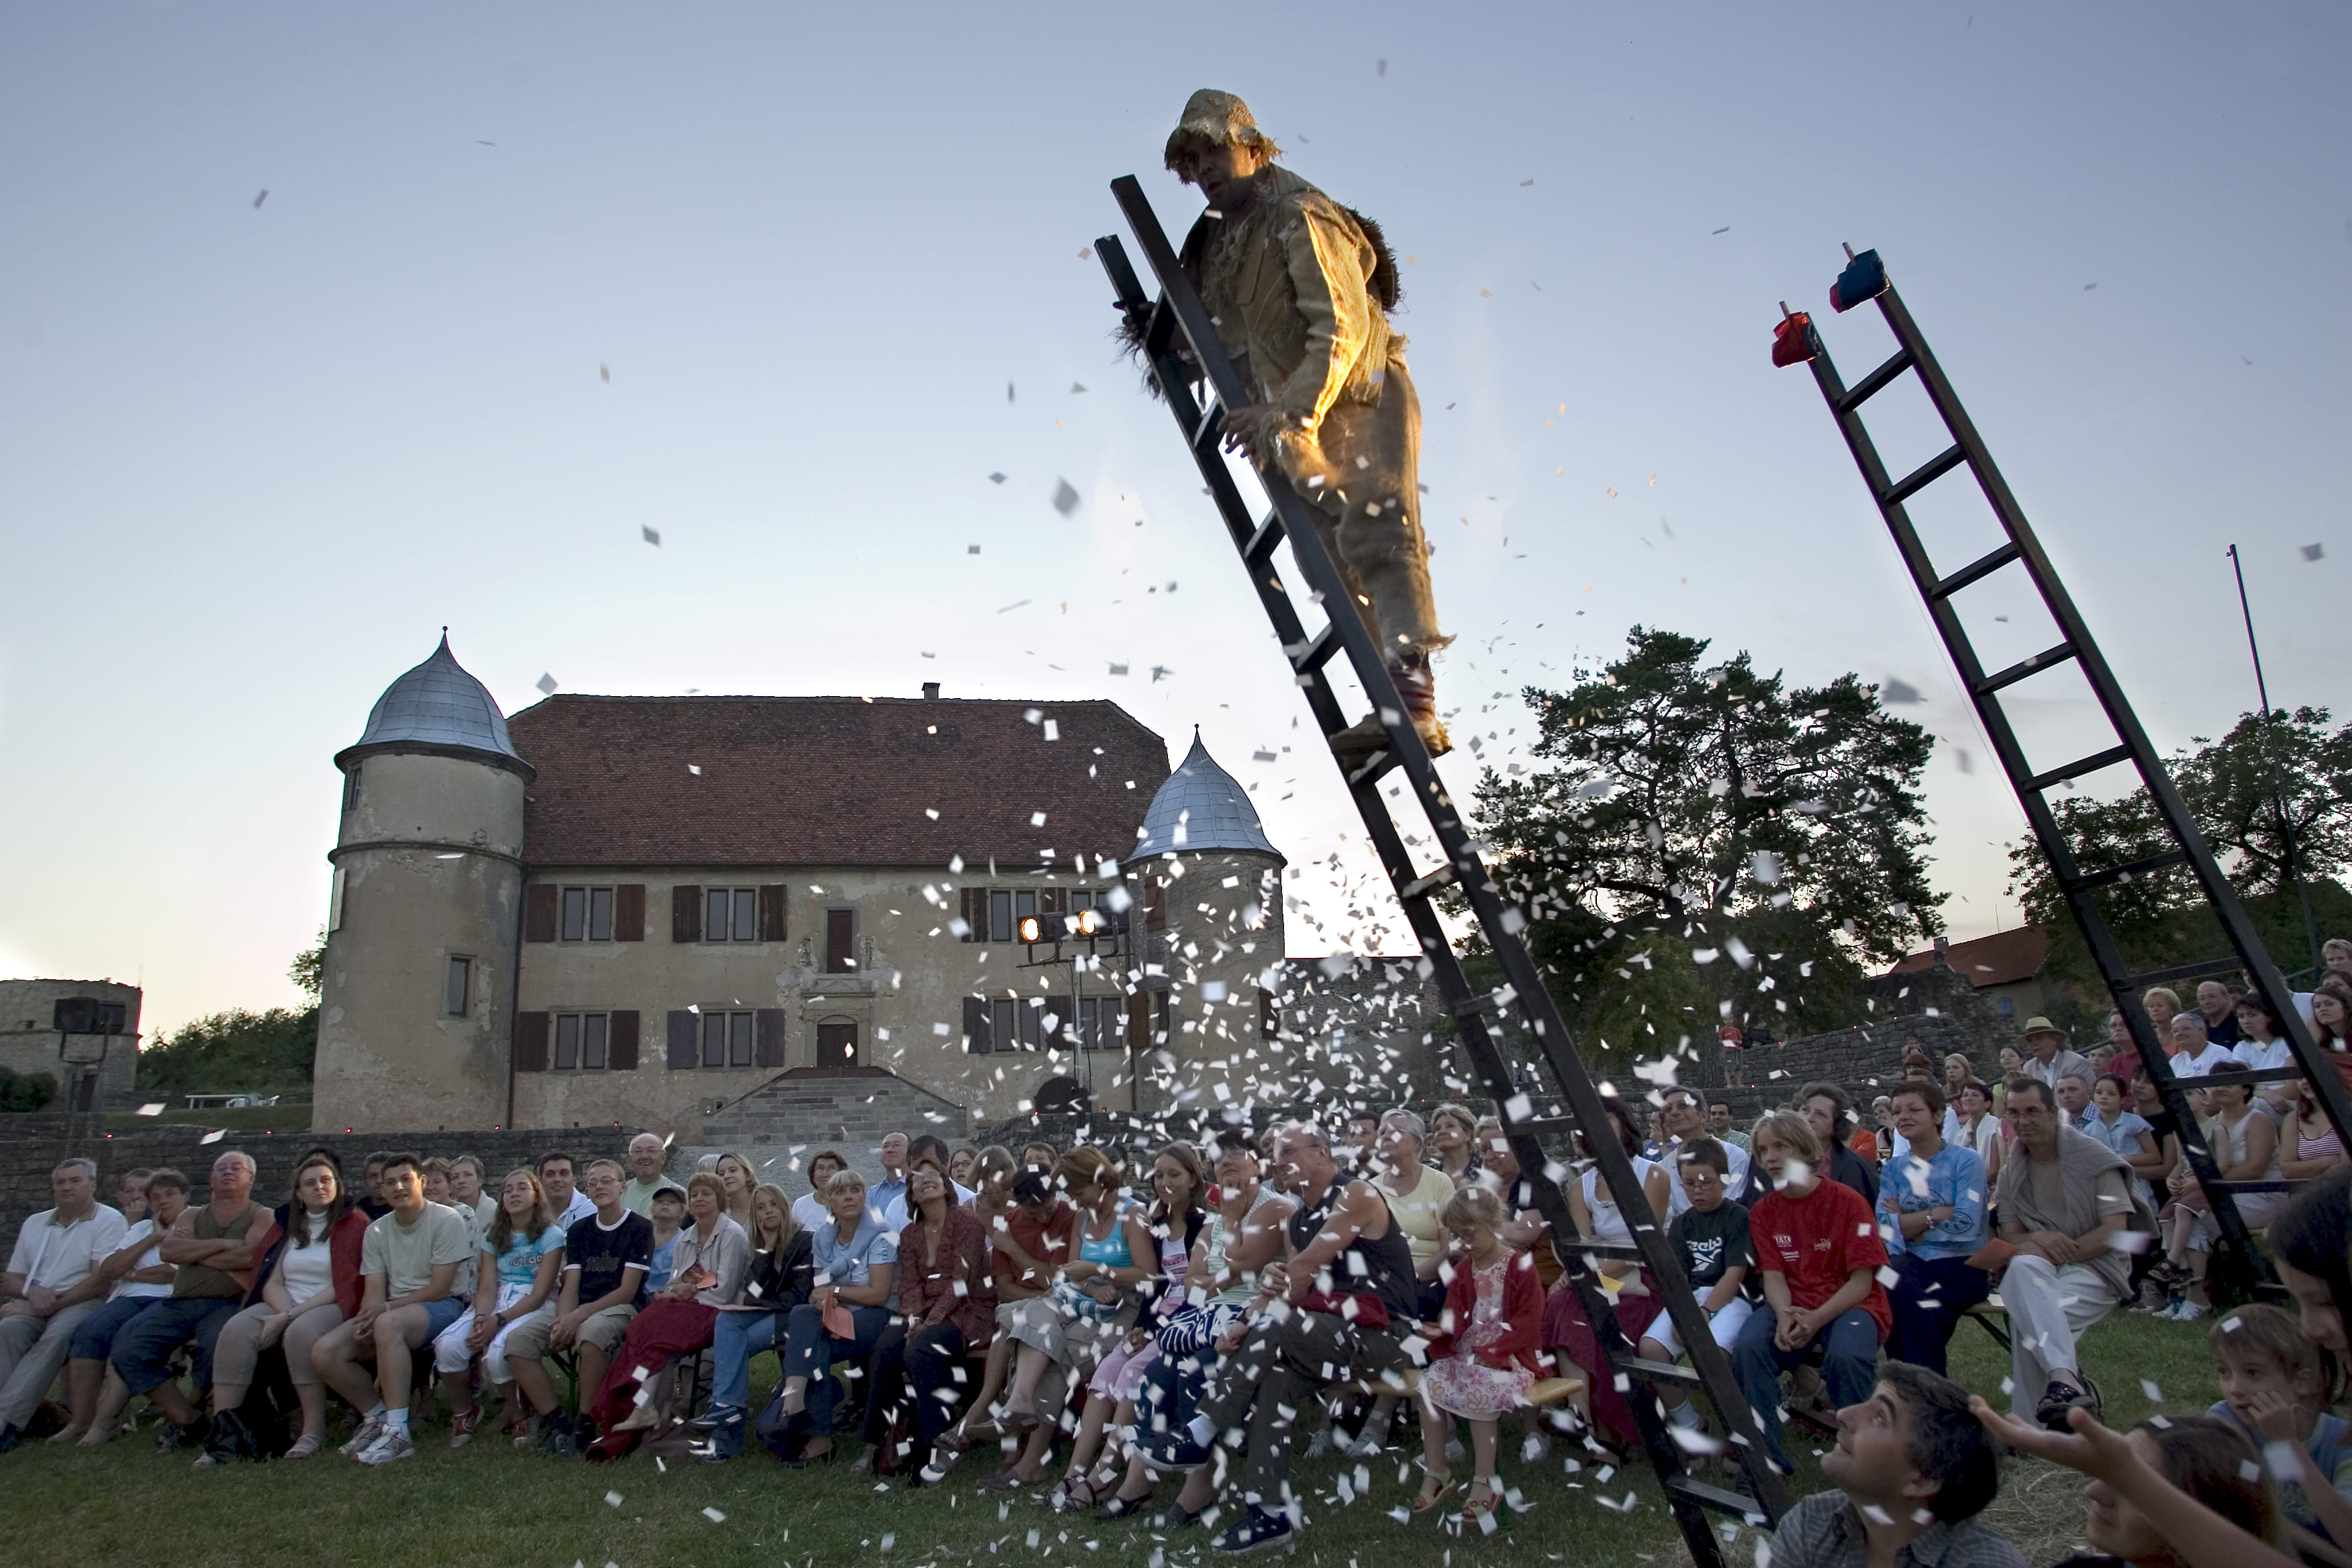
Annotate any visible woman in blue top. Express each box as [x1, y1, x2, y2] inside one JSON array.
[[1877, 1081, 1990, 1377], [434, 1169, 563, 1449], [767, 1168, 896, 1465]]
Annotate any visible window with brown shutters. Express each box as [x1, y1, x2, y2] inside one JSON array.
[[959, 887, 983, 942], [963, 995, 991, 1053], [514, 1011, 552, 1072], [615, 885, 646, 942], [665, 1010, 697, 1069], [525, 885, 558, 944], [609, 1010, 641, 1071], [671, 885, 702, 943], [558, 887, 618, 942], [758, 885, 787, 942], [755, 1008, 786, 1068]]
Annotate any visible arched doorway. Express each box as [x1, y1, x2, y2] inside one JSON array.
[[816, 1016, 859, 1068]]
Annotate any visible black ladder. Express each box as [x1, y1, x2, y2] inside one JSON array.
[[1775, 247, 2352, 1281], [1098, 177, 1790, 1564]]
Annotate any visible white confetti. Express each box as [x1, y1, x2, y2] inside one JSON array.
[[605, 1491, 623, 1508], [136, 1103, 165, 1117], [1052, 479, 1081, 516], [703, 1507, 727, 1523], [536, 673, 558, 695], [2141, 1380, 2163, 1402], [641, 525, 660, 546]]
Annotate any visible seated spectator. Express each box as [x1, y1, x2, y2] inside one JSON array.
[[587, 1172, 748, 1455], [2171, 1011, 2239, 1083], [949, 1146, 980, 1190], [2197, 980, 2243, 1050], [2153, 1067, 2284, 1322], [538, 1151, 595, 1229], [2104, 1009, 2147, 1086], [1870, 1095, 1899, 1163], [0, 1157, 128, 1454], [856, 1165, 994, 1477], [447, 1156, 496, 1230], [1091, 1127, 1293, 1520], [1019, 1140, 1060, 1175], [432, 1167, 563, 1449], [2057, 1070, 2098, 1131], [1183, 1124, 1422, 1555], [1992, 1077, 2149, 1428], [1655, 1088, 1749, 1206], [765, 1168, 897, 1465], [644, 1184, 687, 1291], [2273, 1166, 2352, 1361], [1952, 1079, 2000, 1159], [714, 1150, 757, 1232], [1877, 1080, 1990, 1377], [503, 1157, 652, 1455], [2201, 1302, 2352, 1547], [2021, 1016, 2096, 1093], [312, 1151, 474, 1464], [1940, 1055, 1973, 1136], [1738, 1083, 1877, 1208], [199, 1150, 367, 1462], [1640, 1137, 1755, 1434], [693, 1181, 812, 1460], [880, 1135, 978, 1230], [1367, 1110, 1458, 1318], [1428, 1102, 1481, 1189], [2086, 1073, 2159, 1171], [2002, 1411, 2289, 1568], [1341, 1112, 1379, 1175], [928, 1161, 1074, 1471], [620, 1134, 669, 1216], [2312, 981, 2352, 1089], [1044, 1142, 1204, 1506], [1545, 1099, 1675, 1453], [113, 1169, 153, 1227], [107, 1150, 267, 1451], [1708, 1099, 1750, 1150], [357, 1153, 395, 1221], [1767, 1361, 2027, 1568], [791, 1149, 847, 1233], [58, 1169, 187, 1445], [1731, 1110, 1890, 1474], [2233, 993, 2295, 1106], [983, 1148, 1153, 1491], [868, 1133, 912, 1227], [2281, 1075, 2346, 1181], [1410, 1186, 1543, 1530]]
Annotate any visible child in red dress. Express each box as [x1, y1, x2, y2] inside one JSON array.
[[1413, 1187, 1545, 1527]]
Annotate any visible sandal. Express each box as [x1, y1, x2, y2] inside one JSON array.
[[975, 1467, 1034, 1493], [283, 1434, 323, 1461], [1042, 1475, 1103, 1512], [1411, 1479, 1459, 1518], [1456, 1486, 1504, 1533], [1095, 1489, 1155, 1522]]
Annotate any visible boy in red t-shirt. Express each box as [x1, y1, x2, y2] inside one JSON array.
[[1732, 1110, 1891, 1471]]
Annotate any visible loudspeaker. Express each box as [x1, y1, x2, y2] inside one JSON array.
[[53, 997, 128, 1035]]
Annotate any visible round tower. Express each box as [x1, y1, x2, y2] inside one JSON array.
[[1123, 732, 1287, 1117], [312, 634, 532, 1133]]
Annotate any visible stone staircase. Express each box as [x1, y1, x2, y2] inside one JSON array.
[[685, 1068, 972, 1186]]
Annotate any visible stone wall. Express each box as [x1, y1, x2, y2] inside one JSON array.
[[0, 1118, 646, 1238], [0, 979, 143, 1111]]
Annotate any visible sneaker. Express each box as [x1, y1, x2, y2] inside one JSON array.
[[358, 1428, 415, 1465], [1151, 1502, 1206, 1530], [448, 1407, 482, 1449], [342, 1413, 388, 1458], [540, 1414, 581, 1458], [689, 1402, 743, 1431], [1211, 1505, 1294, 1555], [2035, 1379, 2101, 1434], [1302, 1428, 1335, 1461], [2170, 1300, 2211, 1322], [158, 1415, 211, 1453], [1344, 1428, 1386, 1459]]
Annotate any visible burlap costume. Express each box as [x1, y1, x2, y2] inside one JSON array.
[[1163, 92, 1449, 718]]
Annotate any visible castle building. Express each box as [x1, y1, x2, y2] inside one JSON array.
[[310, 637, 1291, 1136]]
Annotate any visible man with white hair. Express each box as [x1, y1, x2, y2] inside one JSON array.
[[109, 1150, 266, 1450], [621, 1134, 670, 1217], [0, 1157, 127, 1454]]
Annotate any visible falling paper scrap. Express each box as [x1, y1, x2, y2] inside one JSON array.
[[1070, 381, 1087, 394], [253, 189, 267, 208], [1051, 479, 1081, 516], [1253, 750, 1278, 763], [137, 1103, 165, 1117], [1107, 663, 1129, 676], [968, 544, 981, 554], [536, 673, 558, 695], [1712, 226, 1730, 234], [1006, 381, 1015, 403], [1881, 677, 1923, 704], [600, 364, 611, 383], [987, 472, 1006, 485], [201, 1129, 227, 1144], [1150, 665, 1172, 682], [2304, 544, 2326, 562], [641, 525, 660, 546]]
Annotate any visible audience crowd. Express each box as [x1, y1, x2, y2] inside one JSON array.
[[5, 961, 2352, 1564]]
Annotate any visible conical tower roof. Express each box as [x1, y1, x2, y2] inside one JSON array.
[[336, 633, 528, 774], [1130, 732, 1283, 861]]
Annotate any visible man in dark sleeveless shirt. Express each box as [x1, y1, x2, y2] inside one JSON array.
[[1187, 1123, 1418, 1554]]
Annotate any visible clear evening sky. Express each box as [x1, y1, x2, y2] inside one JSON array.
[[3, 4, 2344, 1036]]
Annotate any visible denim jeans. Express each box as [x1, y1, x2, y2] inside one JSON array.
[[109, 1297, 240, 1399], [779, 1302, 889, 1435], [709, 1308, 783, 1412], [1885, 1253, 1991, 1377], [1730, 1304, 1881, 1469]]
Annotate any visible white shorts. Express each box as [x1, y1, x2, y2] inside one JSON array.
[[1646, 1295, 1756, 1360], [432, 1281, 552, 1383]]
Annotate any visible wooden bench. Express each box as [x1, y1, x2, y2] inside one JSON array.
[[1344, 1368, 1585, 1408], [1964, 1295, 2010, 1354]]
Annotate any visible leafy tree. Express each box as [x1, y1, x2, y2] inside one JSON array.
[[0, 1066, 60, 1113], [2009, 706, 2352, 997], [1463, 626, 1943, 1067], [289, 926, 326, 1003], [136, 1008, 317, 1098]]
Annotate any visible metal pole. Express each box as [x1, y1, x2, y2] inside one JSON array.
[[2228, 544, 2322, 976]]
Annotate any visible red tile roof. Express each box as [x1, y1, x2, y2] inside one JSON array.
[[1885, 926, 2050, 987], [506, 696, 1173, 869]]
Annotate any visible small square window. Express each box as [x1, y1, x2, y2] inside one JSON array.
[[589, 887, 614, 942], [561, 887, 587, 942], [1997, 995, 2015, 1016], [444, 957, 471, 1018]]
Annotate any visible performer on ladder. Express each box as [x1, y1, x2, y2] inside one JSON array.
[[1149, 89, 1451, 763]]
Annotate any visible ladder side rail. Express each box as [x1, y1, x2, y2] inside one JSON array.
[[1800, 324, 2265, 1273], [1870, 289, 2347, 1137], [1106, 189, 1790, 1528]]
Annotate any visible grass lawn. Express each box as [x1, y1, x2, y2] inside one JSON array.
[[0, 1308, 2224, 1568], [104, 1105, 311, 1134]]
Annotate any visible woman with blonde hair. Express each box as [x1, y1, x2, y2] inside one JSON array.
[[714, 1150, 758, 1232], [769, 1167, 897, 1465], [1428, 1103, 1481, 1189], [587, 1171, 748, 1455], [435, 1167, 564, 1448], [694, 1181, 814, 1459]]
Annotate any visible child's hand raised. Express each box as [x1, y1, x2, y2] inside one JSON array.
[[2244, 1388, 2304, 1445]]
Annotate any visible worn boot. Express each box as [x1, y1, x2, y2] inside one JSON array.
[[1330, 653, 1449, 764]]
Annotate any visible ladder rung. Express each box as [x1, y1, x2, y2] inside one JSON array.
[[2204, 1179, 2302, 1195], [1882, 442, 1967, 506], [1836, 346, 1915, 413], [2028, 745, 2133, 792], [2235, 1068, 2309, 1087], [1345, 748, 1401, 788], [1928, 540, 2020, 599], [2069, 848, 2190, 893], [1612, 1354, 1704, 1389], [1400, 863, 1459, 901], [1499, 1115, 1577, 1141], [1244, 511, 1285, 565], [2120, 957, 2239, 991], [1190, 401, 1225, 454], [1667, 1473, 1773, 1522], [1291, 622, 1343, 674], [1558, 1237, 1647, 1261], [1973, 641, 2076, 695]]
